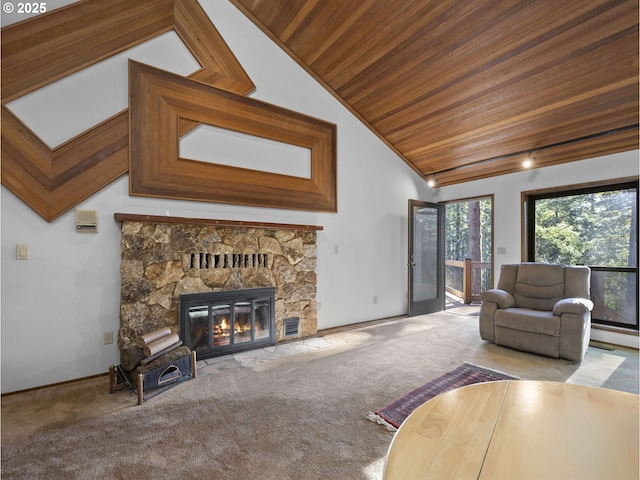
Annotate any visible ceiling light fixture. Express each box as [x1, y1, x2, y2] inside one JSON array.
[[522, 152, 534, 169], [427, 176, 437, 187]]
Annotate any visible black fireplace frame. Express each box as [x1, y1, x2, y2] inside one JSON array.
[[179, 287, 276, 360]]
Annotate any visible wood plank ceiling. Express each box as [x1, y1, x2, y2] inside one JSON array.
[[231, 0, 639, 186]]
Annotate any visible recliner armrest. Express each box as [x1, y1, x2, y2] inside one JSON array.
[[480, 289, 515, 309], [553, 298, 594, 316]]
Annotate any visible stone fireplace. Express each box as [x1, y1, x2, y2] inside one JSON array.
[[116, 214, 320, 355]]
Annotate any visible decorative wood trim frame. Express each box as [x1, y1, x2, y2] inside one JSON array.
[[1, 0, 255, 222], [129, 61, 337, 212]]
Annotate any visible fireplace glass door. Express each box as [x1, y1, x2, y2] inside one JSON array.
[[180, 288, 275, 359]]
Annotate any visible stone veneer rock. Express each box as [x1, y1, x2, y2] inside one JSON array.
[[118, 220, 317, 351]]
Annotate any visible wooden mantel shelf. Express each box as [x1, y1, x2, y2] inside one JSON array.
[[114, 213, 323, 231]]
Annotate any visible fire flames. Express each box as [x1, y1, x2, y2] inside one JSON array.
[[213, 317, 252, 338]]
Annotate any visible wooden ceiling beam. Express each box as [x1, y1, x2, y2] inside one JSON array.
[[431, 125, 639, 187]]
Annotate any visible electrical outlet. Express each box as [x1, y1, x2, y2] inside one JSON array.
[[103, 331, 114, 345]]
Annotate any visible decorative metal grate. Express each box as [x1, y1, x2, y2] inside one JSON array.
[[187, 252, 270, 269], [283, 317, 300, 337]]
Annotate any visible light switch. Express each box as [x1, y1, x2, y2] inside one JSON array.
[[16, 244, 30, 260]]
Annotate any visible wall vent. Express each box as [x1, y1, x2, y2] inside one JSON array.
[[283, 317, 300, 337], [187, 252, 269, 270]]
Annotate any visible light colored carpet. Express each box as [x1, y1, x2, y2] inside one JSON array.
[[2, 312, 638, 479]]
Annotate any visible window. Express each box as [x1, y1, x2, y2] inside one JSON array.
[[444, 196, 493, 302], [525, 180, 638, 330]]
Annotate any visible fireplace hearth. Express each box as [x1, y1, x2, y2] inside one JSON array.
[[180, 288, 275, 359]]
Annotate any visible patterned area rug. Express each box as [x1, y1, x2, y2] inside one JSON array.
[[368, 363, 516, 431]]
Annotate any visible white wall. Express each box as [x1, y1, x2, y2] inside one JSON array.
[[434, 150, 640, 349], [3, 2, 637, 393], [1, 1, 431, 393]]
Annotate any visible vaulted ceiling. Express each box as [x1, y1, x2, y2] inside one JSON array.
[[231, 0, 639, 186]]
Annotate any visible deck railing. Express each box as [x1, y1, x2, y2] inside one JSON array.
[[445, 259, 491, 304]]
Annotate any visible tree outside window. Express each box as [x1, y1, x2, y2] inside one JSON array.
[[529, 182, 638, 329]]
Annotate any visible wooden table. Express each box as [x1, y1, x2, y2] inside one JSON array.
[[383, 380, 639, 480]]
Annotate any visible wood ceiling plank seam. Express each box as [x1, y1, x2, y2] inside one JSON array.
[[289, 0, 407, 70], [366, 0, 636, 127], [432, 127, 639, 186], [301, 1, 416, 78], [278, 0, 321, 43], [375, 48, 637, 152], [538, 140, 639, 164], [546, 128, 640, 152], [302, 0, 376, 65], [364, 0, 624, 116], [362, 23, 636, 132], [384, 39, 638, 150], [413, 107, 640, 174], [393, 91, 638, 156], [336, 0, 520, 102], [382, 0, 624, 101], [231, 0, 452, 85], [529, 106, 640, 140], [288, 0, 447, 88], [342, 0, 596, 103], [412, 120, 640, 173], [240, 0, 303, 37], [404, 77, 637, 159], [323, 0, 462, 91], [415, 123, 638, 174]]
